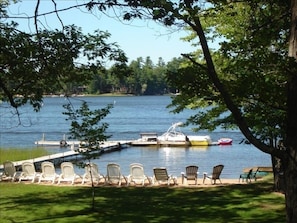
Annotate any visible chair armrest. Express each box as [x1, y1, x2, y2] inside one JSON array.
[[146, 175, 153, 184], [172, 176, 178, 185]]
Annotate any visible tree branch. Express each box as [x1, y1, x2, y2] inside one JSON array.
[[183, 1, 284, 158]]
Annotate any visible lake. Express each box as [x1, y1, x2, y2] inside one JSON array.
[[0, 95, 271, 178]]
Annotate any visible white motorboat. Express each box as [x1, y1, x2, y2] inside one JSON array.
[[157, 122, 188, 142], [157, 122, 212, 146]]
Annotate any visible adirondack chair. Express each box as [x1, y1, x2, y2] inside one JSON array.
[[203, 164, 224, 184], [181, 165, 199, 185], [239, 167, 259, 182]]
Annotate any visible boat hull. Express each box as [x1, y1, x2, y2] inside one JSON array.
[[131, 140, 190, 147], [188, 135, 212, 146], [218, 138, 233, 145]]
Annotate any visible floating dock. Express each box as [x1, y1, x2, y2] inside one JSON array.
[[34, 134, 131, 148], [131, 140, 191, 147], [0, 141, 129, 170]]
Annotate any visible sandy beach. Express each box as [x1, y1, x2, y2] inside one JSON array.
[[22, 176, 252, 187]]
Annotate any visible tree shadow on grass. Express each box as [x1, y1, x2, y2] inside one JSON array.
[[1, 181, 285, 223]]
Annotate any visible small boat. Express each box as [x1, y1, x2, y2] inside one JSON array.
[[188, 135, 212, 146], [156, 122, 190, 146], [218, 138, 233, 145], [157, 122, 212, 146], [131, 133, 159, 146], [157, 122, 188, 142]]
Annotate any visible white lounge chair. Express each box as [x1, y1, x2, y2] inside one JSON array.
[[82, 163, 105, 185], [38, 161, 59, 184], [153, 167, 177, 185], [1, 161, 20, 182], [19, 162, 39, 183], [105, 163, 127, 186], [58, 162, 81, 185], [127, 163, 151, 186]]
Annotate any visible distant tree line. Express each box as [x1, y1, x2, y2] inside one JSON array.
[[62, 56, 184, 96]]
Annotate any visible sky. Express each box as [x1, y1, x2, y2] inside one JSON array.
[[4, 0, 197, 64]]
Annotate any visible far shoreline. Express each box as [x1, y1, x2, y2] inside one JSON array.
[[43, 93, 173, 97]]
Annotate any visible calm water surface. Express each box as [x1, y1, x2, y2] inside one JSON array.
[[0, 96, 271, 178]]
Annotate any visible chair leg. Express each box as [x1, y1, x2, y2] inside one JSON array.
[[203, 174, 206, 184]]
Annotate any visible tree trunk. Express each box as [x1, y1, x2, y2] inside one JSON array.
[[281, 0, 297, 221], [285, 22, 297, 220], [271, 155, 285, 193], [289, 0, 297, 59], [283, 156, 297, 223]]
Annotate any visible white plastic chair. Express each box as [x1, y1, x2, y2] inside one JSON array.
[[82, 163, 105, 185], [127, 163, 151, 186], [19, 162, 39, 183], [58, 162, 81, 185], [38, 161, 59, 184], [105, 163, 127, 186]]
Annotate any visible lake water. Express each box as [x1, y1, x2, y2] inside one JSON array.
[[0, 96, 271, 178]]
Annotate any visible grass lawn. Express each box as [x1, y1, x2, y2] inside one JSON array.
[[0, 178, 285, 223], [0, 147, 49, 163]]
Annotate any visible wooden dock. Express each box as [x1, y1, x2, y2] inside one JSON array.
[[0, 141, 130, 170], [131, 140, 190, 147]]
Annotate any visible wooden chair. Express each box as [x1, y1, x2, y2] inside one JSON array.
[[153, 167, 177, 185], [203, 164, 224, 184], [239, 168, 259, 183], [181, 165, 199, 185]]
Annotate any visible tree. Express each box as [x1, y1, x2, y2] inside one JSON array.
[[82, 0, 297, 221], [127, 58, 145, 95], [63, 101, 113, 210], [4, 0, 297, 221], [0, 4, 127, 123]]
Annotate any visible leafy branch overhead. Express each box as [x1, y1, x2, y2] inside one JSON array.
[[0, 21, 127, 115]]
